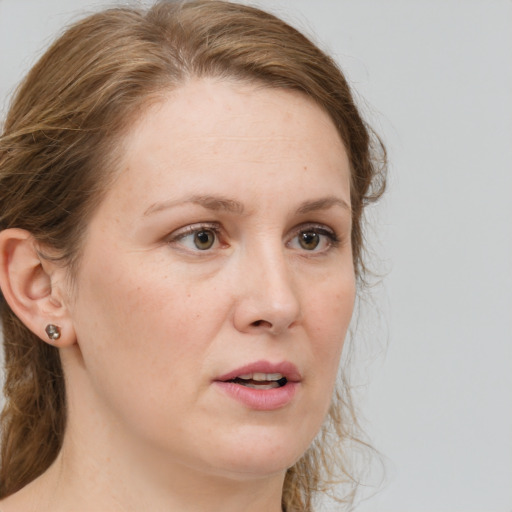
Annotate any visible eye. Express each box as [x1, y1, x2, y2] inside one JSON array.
[[169, 224, 222, 252], [298, 231, 321, 250], [192, 229, 216, 250], [288, 224, 339, 253]]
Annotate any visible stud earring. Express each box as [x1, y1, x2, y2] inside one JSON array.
[[45, 324, 61, 341]]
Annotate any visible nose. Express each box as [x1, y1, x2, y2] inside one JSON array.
[[232, 244, 301, 336]]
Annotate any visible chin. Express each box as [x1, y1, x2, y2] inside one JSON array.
[[210, 454, 297, 482], [202, 425, 313, 479]]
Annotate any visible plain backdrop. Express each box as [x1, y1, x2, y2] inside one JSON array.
[[1, 1, 511, 511]]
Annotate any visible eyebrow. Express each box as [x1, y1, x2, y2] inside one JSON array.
[[296, 196, 351, 215], [144, 194, 245, 216], [143, 194, 350, 217]]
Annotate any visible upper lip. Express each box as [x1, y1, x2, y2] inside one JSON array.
[[216, 360, 302, 383]]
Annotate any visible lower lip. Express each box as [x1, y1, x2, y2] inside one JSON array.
[[214, 381, 299, 411]]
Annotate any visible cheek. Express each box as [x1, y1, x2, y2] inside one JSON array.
[[69, 259, 222, 444], [71, 249, 227, 391], [304, 272, 356, 385], [308, 272, 355, 344]]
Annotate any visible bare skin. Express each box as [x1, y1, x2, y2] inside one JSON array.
[[0, 79, 354, 512]]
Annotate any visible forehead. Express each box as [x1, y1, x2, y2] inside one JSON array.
[[129, 78, 344, 152], [100, 78, 350, 216]]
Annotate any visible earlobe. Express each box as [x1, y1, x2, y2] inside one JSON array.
[[0, 228, 76, 346]]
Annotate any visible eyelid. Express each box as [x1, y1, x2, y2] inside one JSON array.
[[170, 222, 221, 240], [165, 221, 341, 254], [290, 222, 337, 237], [166, 222, 224, 251], [287, 222, 341, 251]]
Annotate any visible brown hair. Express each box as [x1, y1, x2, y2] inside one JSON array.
[[0, 1, 386, 509]]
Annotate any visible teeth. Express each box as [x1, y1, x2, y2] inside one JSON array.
[[238, 372, 284, 381], [243, 382, 280, 389]]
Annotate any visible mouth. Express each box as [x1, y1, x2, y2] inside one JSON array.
[[214, 361, 301, 410], [216, 360, 301, 386], [228, 372, 288, 390]]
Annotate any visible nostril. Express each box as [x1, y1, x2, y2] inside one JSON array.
[[251, 319, 272, 328]]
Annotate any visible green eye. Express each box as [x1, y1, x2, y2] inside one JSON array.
[[194, 230, 216, 250], [298, 231, 320, 250]]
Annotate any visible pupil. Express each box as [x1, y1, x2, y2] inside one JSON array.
[[194, 230, 214, 250], [300, 232, 319, 250]]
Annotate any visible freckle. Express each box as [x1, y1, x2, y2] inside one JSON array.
[[303, 165, 308, 171]]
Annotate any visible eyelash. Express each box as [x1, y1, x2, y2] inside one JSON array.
[[288, 223, 340, 252], [167, 222, 340, 253], [169, 223, 223, 251]]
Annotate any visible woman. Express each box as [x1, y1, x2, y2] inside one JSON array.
[[0, 1, 385, 510]]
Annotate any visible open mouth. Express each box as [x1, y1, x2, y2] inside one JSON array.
[[229, 372, 288, 390], [215, 362, 300, 410]]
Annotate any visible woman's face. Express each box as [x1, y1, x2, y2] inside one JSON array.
[[64, 79, 355, 480]]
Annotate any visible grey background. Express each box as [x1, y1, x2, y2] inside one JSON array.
[[1, 1, 511, 511]]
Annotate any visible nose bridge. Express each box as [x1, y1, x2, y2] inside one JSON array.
[[233, 234, 301, 333], [255, 240, 295, 302]]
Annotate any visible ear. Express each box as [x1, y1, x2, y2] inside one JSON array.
[[0, 228, 76, 347]]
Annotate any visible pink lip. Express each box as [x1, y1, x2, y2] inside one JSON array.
[[216, 360, 302, 383], [214, 360, 301, 411]]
